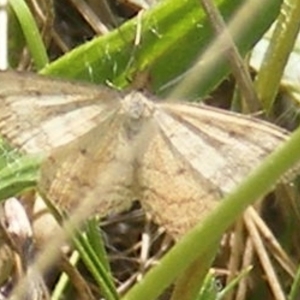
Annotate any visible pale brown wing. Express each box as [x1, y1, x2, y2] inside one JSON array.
[[0, 71, 137, 219], [38, 110, 138, 220], [138, 99, 290, 238], [0, 71, 122, 154], [157, 102, 291, 192], [139, 129, 221, 238]]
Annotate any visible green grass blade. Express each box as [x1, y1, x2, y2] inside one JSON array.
[[255, 0, 300, 114], [0, 153, 41, 201], [9, 0, 49, 69], [41, 0, 281, 99]]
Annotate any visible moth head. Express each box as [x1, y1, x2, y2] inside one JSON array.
[[121, 92, 154, 119]]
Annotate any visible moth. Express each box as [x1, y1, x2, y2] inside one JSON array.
[[0, 71, 291, 238]]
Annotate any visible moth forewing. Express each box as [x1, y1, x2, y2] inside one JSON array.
[[159, 103, 288, 186], [0, 71, 122, 154]]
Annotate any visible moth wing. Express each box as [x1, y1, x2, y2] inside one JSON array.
[[139, 128, 221, 238], [0, 71, 135, 218], [39, 112, 137, 219], [139, 101, 289, 238], [157, 102, 291, 193], [0, 71, 122, 154]]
